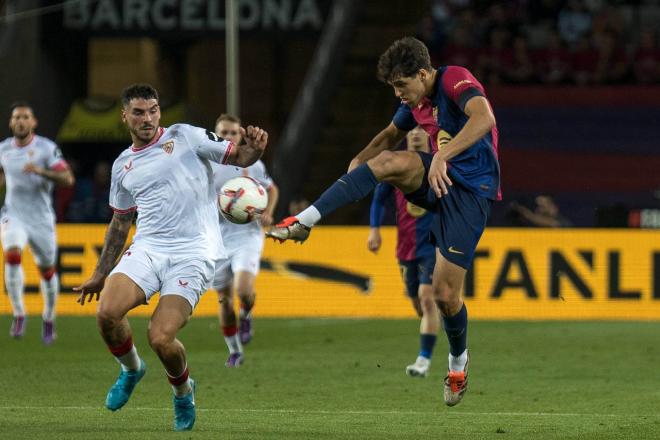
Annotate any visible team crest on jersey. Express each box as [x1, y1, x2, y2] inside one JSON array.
[[162, 140, 174, 154], [432, 106, 438, 121], [27, 150, 34, 158]]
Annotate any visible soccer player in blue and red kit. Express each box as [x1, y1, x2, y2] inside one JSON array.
[[268, 36, 500, 406], [367, 126, 439, 378]]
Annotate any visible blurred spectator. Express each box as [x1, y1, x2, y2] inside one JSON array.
[[632, 29, 660, 84], [534, 30, 572, 84], [442, 24, 478, 68], [509, 196, 573, 227], [558, 0, 593, 45], [476, 27, 512, 84], [571, 35, 599, 85], [425, 1, 658, 85], [66, 161, 112, 223], [592, 29, 628, 84], [504, 35, 535, 83]]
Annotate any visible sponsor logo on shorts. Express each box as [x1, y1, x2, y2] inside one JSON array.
[[448, 246, 465, 255], [178, 279, 189, 287]]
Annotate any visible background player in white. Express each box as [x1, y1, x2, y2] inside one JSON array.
[[74, 84, 268, 431], [0, 102, 75, 343], [211, 114, 279, 367]]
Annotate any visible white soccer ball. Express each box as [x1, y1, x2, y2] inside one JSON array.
[[218, 176, 268, 224]]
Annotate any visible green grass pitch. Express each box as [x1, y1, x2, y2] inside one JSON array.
[[1, 315, 659, 439]]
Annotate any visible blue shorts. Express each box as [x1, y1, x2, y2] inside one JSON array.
[[398, 255, 435, 298], [404, 152, 492, 269]]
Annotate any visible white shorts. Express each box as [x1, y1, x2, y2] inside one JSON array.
[[110, 245, 216, 310], [0, 214, 57, 267], [212, 234, 264, 290]]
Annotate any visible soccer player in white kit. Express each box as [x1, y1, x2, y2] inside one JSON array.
[[74, 84, 268, 431], [211, 114, 279, 368], [0, 102, 75, 343]]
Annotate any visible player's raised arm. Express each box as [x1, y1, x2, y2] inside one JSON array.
[[349, 122, 407, 172], [225, 125, 268, 167], [75, 211, 134, 303]]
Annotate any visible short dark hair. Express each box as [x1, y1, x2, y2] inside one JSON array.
[[215, 113, 241, 126], [377, 37, 432, 84], [9, 101, 34, 115], [120, 84, 159, 107]]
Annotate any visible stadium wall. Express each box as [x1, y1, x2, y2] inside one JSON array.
[[1, 225, 659, 320]]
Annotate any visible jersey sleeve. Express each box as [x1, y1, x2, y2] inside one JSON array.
[[45, 140, 69, 171], [184, 125, 234, 164], [441, 66, 486, 111], [251, 160, 274, 189], [369, 183, 393, 227], [108, 160, 136, 213], [392, 103, 416, 131]]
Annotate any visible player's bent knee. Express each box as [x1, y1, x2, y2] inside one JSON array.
[[5, 249, 21, 265], [40, 266, 56, 280], [147, 328, 175, 352]]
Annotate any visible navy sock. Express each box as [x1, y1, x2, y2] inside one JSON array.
[[419, 333, 437, 359], [314, 164, 379, 217], [442, 304, 468, 356]]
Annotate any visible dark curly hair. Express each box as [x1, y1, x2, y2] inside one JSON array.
[[120, 83, 159, 107], [377, 37, 432, 84]]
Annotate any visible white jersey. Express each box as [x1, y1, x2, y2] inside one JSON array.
[[211, 159, 274, 241], [0, 135, 66, 226], [109, 124, 234, 259]]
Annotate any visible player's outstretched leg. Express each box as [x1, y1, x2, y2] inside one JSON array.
[[105, 338, 147, 411], [266, 163, 379, 243]]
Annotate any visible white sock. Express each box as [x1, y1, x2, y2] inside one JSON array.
[[296, 205, 321, 227], [168, 366, 192, 397], [172, 378, 192, 397], [448, 349, 468, 372], [40, 273, 59, 322], [117, 345, 142, 371], [224, 334, 243, 354], [5, 263, 25, 317]]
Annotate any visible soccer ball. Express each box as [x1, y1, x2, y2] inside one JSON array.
[[218, 176, 268, 224]]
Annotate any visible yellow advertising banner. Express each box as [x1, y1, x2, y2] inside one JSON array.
[[1, 226, 659, 320]]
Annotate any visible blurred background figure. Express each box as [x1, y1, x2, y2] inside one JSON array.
[[509, 195, 573, 228], [66, 161, 112, 223]]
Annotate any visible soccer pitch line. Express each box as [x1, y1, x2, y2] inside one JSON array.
[[0, 406, 658, 418]]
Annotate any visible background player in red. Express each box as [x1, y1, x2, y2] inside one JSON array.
[[0, 103, 75, 343], [268, 37, 500, 406], [367, 126, 439, 378]]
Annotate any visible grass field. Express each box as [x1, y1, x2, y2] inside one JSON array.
[[1, 315, 659, 439]]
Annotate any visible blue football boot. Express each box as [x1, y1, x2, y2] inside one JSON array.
[[173, 379, 196, 431], [105, 359, 146, 411]]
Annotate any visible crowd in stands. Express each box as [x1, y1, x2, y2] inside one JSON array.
[[418, 0, 660, 84]]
